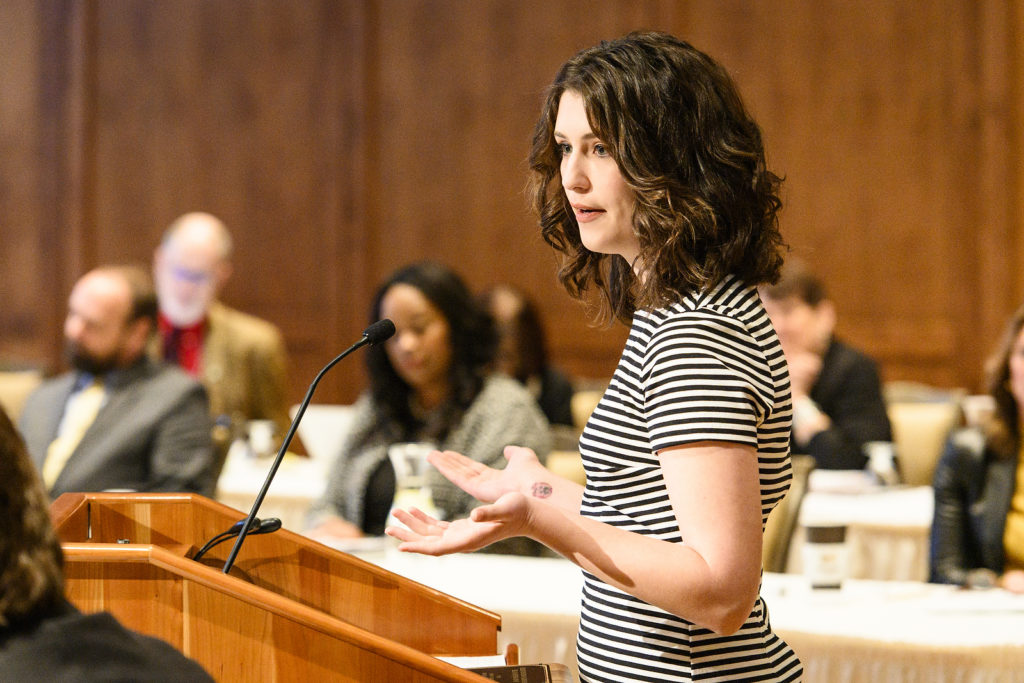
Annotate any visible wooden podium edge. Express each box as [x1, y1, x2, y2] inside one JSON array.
[[51, 492, 502, 628], [52, 493, 515, 681], [61, 541, 493, 682]]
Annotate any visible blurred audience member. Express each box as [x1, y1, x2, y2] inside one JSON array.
[[479, 283, 575, 427], [153, 211, 289, 455], [760, 260, 891, 469], [931, 303, 1024, 592], [0, 404, 215, 680], [306, 262, 551, 554], [19, 266, 216, 497]]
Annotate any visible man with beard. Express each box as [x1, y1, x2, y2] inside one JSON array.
[[151, 212, 289, 464], [18, 265, 216, 497]]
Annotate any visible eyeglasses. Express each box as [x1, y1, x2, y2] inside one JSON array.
[[170, 264, 214, 286]]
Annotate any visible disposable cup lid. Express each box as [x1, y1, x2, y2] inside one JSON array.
[[805, 525, 846, 543]]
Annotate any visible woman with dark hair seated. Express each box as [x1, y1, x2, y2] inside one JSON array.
[[931, 303, 1024, 592], [479, 283, 575, 428], [306, 262, 551, 554]]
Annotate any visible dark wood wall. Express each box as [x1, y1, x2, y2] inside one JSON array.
[[3, 0, 1023, 408]]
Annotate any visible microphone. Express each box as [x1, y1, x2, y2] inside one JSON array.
[[221, 318, 396, 574], [193, 517, 282, 562]]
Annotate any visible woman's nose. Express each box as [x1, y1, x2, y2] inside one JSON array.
[[395, 330, 417, 352], [561, 154, 589, 193]]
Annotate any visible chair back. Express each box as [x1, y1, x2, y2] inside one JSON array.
[[570, 390, 603, 432], [762, 454, 815, 573], [546, 449, 586, 486], [0, 369, 43, 422], [886, 401, 962, 486]]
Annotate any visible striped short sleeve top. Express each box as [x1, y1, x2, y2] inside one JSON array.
[[575, 276, 802, 682]]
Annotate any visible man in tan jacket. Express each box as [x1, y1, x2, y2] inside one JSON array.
[[152, 212, 290, 472]]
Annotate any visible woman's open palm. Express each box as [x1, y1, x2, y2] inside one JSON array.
[[428, 446, 543, 503], [386, 492, 531, 556]]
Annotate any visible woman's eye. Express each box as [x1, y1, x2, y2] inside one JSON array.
[[557, 142, 572, 156], [593, 143, 608, 157]]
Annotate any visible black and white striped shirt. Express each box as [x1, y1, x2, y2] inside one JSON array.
[[576, 276, 802, 682]]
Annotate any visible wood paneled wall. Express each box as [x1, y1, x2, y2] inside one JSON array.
[[3, 0, 1023, 408]]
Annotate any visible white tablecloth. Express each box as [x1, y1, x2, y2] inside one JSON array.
[[790, 478, 935, 581], [765, 574, 1024, 682], [214, 405, 352, 530], [350, 550, 1024, 683], [351, 548, 584, 680], [214, 449, 328, 530]]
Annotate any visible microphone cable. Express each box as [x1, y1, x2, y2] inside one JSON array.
[[193, 517, 282, 563]]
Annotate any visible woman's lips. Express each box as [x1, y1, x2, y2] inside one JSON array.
[[573, 206, 605, 223], [396, 357, 425, 374]]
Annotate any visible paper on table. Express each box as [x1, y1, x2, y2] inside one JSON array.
[[921, 588, 1024, 614], [807, 469, 878, 494], [438, 655, 507, 667]]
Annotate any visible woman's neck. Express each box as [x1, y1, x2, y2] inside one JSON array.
[[413, 382, 449, 413]]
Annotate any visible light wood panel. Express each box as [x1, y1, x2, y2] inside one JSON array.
[[3, 0, 1024, 406], [52, 492, 501, 681]]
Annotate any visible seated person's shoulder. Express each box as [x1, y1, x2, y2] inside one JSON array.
[[1, 601, 214, 682], [148, 360, 208, 394], [945, 427, 987, 461], [23, 373, 75, 403], [209, 301, 285, 347], [827, 338, 881, 373], [479, 373, 539, 406]]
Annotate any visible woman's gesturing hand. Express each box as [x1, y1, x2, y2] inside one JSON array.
[[428, 446, 545, 503], [386, 492, 532, 556]]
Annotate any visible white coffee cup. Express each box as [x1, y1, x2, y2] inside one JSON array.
[[803, 524, 849, 589], [247, 420, 277, 458]]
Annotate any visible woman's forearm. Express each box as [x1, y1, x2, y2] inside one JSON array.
[[525, 501, 759, 634]]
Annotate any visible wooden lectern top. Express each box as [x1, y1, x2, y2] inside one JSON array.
[[50, 492, 507, 682]]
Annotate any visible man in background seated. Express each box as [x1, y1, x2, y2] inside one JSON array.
[[760, 260, 892, 469], [0, 404, 215, 681], [19, 265, 216, 497], [152, 212, 289, 458]]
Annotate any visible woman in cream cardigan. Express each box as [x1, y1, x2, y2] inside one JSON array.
[[306, 262, 551, 555]]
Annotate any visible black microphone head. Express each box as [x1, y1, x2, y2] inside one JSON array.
[[363, 318, 396, 345], [255, 518, 283, 534]]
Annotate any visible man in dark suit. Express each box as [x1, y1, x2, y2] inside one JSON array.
[[19, 265, 216, 497], [760, 260, 892, 470], [0, 404, 214, 680]]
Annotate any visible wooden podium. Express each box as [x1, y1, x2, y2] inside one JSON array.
[[49, 492, 505, 682]]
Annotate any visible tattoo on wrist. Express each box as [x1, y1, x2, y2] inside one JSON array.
[[531, 482, 553, 498]]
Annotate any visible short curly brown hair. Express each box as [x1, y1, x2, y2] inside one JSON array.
[[528, 32, 785, 323]]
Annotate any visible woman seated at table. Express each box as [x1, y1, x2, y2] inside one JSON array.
[[478, 283, 575, 428], [305, 261, 551, 554], [931, 303, 1024, 592]]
